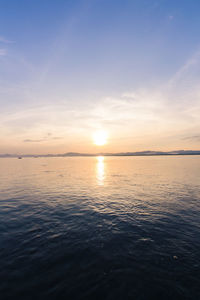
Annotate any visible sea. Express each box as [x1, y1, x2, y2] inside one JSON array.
[[0, 156, 200, 299]]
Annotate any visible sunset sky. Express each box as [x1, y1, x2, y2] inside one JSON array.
[[1, 0, 200, 154]]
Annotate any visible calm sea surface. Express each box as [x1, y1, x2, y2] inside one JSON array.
[[0, 156, 200, 299]]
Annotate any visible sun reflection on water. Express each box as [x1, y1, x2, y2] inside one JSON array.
[[96, 156, 105, 185]]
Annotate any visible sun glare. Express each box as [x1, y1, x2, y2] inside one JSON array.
[[93, 130, 108, 146]]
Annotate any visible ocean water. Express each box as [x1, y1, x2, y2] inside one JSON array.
[[0, 156, 200, 299]]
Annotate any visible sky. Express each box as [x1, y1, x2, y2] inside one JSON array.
[[0, 0, 200, 154]]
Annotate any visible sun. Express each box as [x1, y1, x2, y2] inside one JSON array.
[[93, 130, 108, 146]]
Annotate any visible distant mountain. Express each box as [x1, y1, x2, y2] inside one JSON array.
[[0, 150, 200, 158]]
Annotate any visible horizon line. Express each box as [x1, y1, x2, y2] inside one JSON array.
[[1, 150, 200, 158]]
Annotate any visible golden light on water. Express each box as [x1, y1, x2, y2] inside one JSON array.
[[93, 130, 108, 146], [96, 156, 105, 185]]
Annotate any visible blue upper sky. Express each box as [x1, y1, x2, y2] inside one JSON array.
[[1, 0, 200, 153]]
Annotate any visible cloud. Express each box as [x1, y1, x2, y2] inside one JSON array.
[[88, 49, 200, 143], [0, 36, 14, 57], [23, 135, 63, 143], [168, 50, 200, 90], [23, 139, 45, 143], [182, 135, 200, 141], [0, 36, 14, 44], [52, 137, 63, 140], [0, 49, 6, 56], [1, 47, 200, 152]]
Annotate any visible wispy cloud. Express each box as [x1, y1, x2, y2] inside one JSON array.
[[52, 137, 62, 140], [167, 50, 200, 89], [23, 134, 63, 143], [0, 48, 6, 56], [1, 47, 200, 152], [0, 36, 14, 44], [182, 135, 200, 141], [24, 139, 45, 143]]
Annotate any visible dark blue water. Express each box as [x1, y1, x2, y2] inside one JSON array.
[[0, 156, 200, 299]]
